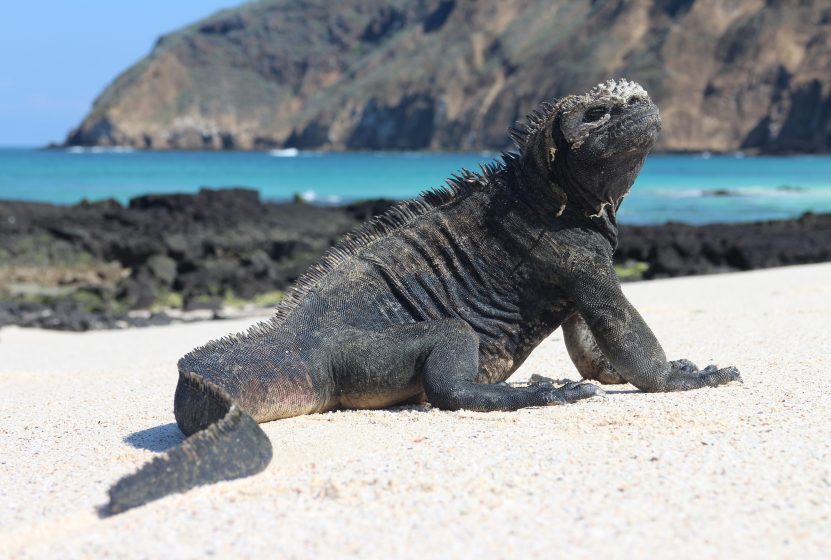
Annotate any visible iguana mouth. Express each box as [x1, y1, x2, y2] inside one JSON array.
[[613, 106, 661, 128], [634, 111, 660, 124], [603, 108, 661, 150], [634, 112, 662, 132]]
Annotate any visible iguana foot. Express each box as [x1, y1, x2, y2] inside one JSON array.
[[532, 380, 606, 405], [663, 360, 742, 391]]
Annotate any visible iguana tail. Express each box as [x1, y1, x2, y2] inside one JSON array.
[[100, 371, 272, 516]]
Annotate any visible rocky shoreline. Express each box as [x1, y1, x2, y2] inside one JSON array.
[[1, 188, 829, 331]]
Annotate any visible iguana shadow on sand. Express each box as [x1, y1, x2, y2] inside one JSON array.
[[123, 423, 184, 453], [101, 79, 741, 516]]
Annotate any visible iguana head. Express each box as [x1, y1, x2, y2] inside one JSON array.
[[512, 79, 661, 223]]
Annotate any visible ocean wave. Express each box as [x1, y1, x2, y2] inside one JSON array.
[[654, 185, 823, 199], [295, 190, 343, 205], [657, 188, 706, 198], [66, 146, 135, 154], [691, 151, 746, 159], [269, 148, 300, 157]]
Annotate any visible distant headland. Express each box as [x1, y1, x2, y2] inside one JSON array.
[[63, 0, 831, 154]]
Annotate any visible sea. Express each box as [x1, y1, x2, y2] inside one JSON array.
[[1, 147, 830, 225]]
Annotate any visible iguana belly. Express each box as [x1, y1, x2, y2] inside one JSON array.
[[338, 385, 424, 409]]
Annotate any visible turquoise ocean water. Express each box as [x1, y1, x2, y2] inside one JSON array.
[[1, 147, 830, 224]]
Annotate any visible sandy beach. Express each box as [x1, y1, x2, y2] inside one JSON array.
[[1, 263, 829, 558]]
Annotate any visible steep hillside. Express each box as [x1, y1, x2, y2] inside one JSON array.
[[65, 0, 831, 153]]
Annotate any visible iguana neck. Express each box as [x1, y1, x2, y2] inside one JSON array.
[[506, 152, 620, 250]]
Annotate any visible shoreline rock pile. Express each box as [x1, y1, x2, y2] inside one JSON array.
[[1, 189, 828, 330]]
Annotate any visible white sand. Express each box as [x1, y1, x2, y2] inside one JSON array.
[[1, 264, 830, 559]]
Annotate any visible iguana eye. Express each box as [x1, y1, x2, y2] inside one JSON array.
[[583, 107, 608, 122]]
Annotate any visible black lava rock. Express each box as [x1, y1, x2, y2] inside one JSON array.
[[1, 188, 829, 330]]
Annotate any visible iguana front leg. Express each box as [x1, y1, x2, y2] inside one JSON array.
[[331, 319, 602, 412], [563, 312, 626, 384], [566, 263, 741, 392]]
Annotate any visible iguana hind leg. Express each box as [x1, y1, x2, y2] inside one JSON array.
[[563, 312, 626, 384], [332, 319, 603, 412]]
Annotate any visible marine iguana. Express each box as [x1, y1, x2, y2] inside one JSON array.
[[103, 79, 741, 515]]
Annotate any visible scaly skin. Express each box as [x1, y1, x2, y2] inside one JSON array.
[[102, 79, 741, 516]]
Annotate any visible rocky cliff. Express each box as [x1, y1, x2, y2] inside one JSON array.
[[65, 0, 831, 153]]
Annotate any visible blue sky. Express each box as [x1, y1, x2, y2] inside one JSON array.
[[0, 1, 242, 146]]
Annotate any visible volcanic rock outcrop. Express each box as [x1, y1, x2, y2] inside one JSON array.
[[2, 189, 829, 330]]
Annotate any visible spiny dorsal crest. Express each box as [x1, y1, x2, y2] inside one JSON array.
[[188, 167, 503, 353], [508, 100, 559, 151]]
